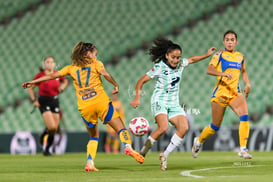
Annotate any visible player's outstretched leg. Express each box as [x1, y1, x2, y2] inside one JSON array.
[[124, 147, 144, 164], [140, 136, 156, 157], [118, 128, 144, 164]]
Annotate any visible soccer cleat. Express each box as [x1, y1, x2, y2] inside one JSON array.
[[238, 149, 252, 159], [159, 152, 167, 171], [140, 139, 152, 157], [43, 150, 52, 156], [124, 147, 145, 164], [192, 137, 202, 158], [85, 160, 99, 171]]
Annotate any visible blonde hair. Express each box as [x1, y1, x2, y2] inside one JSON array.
[[71, 42, 95, 66]]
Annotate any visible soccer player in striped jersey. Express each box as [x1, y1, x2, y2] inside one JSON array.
[[22, 42, 144, 171], [192, 30, 252, 159], [130, 38, 216, 171]]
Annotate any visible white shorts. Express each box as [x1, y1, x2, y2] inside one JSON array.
[[151, 101, 186, 119]]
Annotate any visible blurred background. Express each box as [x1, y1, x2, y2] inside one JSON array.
[[0, 0, 272, 153]]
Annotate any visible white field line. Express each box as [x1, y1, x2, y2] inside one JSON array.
[[180, 165, 267, 178]]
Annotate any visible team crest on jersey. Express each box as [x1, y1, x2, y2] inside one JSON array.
[[163, 70, 169, 75], [156, 102, 161, 111], [218, 98, 228, 105]]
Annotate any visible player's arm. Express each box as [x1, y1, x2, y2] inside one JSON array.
[[22, 72, 61, 89], [241, 61, 251, 98], [28, 84, 40, 107], [130, 75, 152, 109], [187, 47, 217, 64], [100, 69, 119, 94], [59, 77, 68, 93], [206, 64, 232, 79]]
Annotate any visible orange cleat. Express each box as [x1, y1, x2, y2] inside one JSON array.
[[124, 147, 145, 164], [85, 162, 99, 172]]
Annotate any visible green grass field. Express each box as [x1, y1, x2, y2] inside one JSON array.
[[1, 151, 273, 182]]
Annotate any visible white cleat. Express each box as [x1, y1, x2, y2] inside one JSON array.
[[159, 152, 167, 171], [192, 137, 202, 158], [238, 149, 252, 159]]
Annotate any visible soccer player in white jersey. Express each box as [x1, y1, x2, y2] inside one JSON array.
[[130, 38, 216, 171]]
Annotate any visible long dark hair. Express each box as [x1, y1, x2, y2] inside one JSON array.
[[149, 37, 182, 63], [71, 42, 96, 66]]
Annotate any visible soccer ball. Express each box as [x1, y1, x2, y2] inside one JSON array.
[[129, 117, 149, 137]]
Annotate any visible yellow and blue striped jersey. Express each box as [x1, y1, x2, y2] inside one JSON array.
[[210, 50, 246, 95], [58, 58, 109, 110]]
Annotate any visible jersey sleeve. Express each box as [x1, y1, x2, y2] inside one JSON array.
[[95, 61, 105, 74], [58, 65, 71, 77], [242, 56, 246, 70], [181, 58, 189, 67], [146, 63, 161, 79], [209, 52, 221, 67]]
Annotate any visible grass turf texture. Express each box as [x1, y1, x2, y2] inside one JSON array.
[[1, 151, 273, 182]]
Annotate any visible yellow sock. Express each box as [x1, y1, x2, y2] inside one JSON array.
[[118, 129, 132, 147], [105, 135, 111, 145], [112, 139, 120, 153], [199, 124, 219, 144], [87, 138, 99, 161], [239, 121, 250, 148]]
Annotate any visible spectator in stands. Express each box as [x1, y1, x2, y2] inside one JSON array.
[[22, 42, 144, 171], [130, 37, 216, 171], [28, 56, 68, 156], [192, 30, 252, 159]]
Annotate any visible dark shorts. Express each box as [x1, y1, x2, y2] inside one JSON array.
[[38, 95, 60, 114]]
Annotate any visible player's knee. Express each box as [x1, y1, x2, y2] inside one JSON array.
[[158, 125, 168, 134], [47, 125, 58, 134], [183, 124, 189, 133]]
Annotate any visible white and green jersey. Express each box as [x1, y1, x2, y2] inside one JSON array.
[[146, 58, 189, 106]]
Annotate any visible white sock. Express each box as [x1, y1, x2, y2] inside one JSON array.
[[125, 143, 132, 148], [240, 146, 247, 151], [163, 133, 183, 158], [148, 136, 156, 145]]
